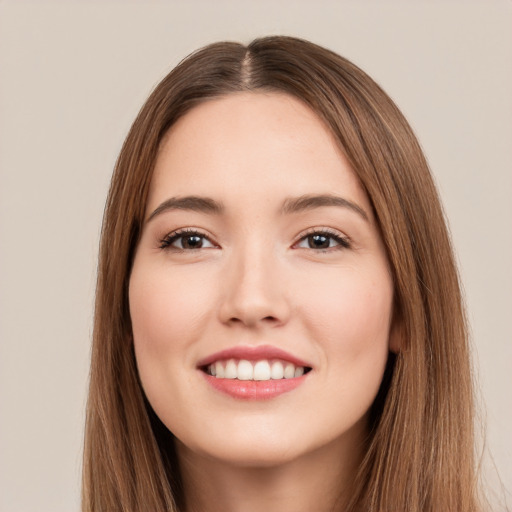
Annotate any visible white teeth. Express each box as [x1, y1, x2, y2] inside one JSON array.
[[283, 363, 295, 379], [237, 360, 253, 380], [270, 361, 284, 379], [215, 361, 225, 378], [253, 360, 271, 380], [207, 359, 307, 381], [224, 359, 237, 379]]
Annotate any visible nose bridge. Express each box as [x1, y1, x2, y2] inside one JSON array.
[[219, 236, 289, 327]]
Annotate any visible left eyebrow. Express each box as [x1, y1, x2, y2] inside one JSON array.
[[281, 194, 369, 221]]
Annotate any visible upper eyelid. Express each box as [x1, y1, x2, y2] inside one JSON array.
[[162, 227, 213, 239], [160, 226, 347, 239], [295, 226, 349, 240]]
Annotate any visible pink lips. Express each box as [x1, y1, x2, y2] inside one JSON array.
[[197, 345, 312, 400]]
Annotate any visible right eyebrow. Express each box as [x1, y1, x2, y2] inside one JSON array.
[[147, 196, 224, 222]]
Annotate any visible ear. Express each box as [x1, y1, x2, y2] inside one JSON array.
[[388, 305, 404, 354]]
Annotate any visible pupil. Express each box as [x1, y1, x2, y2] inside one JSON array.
[[309, 234, 329, 249], [184, 235, 202, 249]]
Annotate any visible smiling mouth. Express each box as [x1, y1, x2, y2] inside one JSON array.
[[202, 359, 312, 381]]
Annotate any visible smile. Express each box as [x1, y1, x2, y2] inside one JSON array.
[[197, 345, 313, 399], [206, 358, 310, 381]]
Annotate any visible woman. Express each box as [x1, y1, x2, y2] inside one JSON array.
[[82, 36, 482, 511]]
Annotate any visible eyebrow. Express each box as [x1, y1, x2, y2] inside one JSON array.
[[147, 195, 224, 222], [281, 194, 369, 221], [147, 193, 368, 222]]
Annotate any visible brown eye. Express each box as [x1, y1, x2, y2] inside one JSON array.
[[295, 230, 350, 251], [160, 230, 216, 250], [181, 235, 204, 249], [307, 234, 331, 249]]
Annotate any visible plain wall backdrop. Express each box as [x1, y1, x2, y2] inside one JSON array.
[[0, 1, 511, 510]]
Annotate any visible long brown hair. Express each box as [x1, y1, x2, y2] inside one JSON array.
[[82, 36, 481, 511]]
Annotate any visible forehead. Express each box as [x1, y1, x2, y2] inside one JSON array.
[[148, 92, 370, 215]]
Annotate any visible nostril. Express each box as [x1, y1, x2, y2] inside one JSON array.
[[227, 314, 280, 326]]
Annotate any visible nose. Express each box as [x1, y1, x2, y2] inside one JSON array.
[[218, 245, 291, 329]]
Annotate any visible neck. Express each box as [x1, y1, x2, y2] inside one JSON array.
[[176, 430, 366, 512]]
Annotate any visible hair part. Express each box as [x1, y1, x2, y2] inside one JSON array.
[[83, 36, 481, 511]]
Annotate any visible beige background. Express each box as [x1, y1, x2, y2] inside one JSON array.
[[0, 1, 511, 510]]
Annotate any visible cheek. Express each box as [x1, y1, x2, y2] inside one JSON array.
[[128, 270, 181, 409], [298, 266, 393, 375], [303, 266, 392, 330], [129, 266, 213, 358], [128, 263, 216, 424]]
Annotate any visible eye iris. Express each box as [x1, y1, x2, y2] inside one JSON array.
[[308, 234, 330, 249], [182, 235, 203, 249]]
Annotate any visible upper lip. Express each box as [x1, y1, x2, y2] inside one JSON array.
[[197, 345, 312, 369]]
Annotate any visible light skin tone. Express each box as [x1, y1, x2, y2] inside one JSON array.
[[129, 92, 398, 512]]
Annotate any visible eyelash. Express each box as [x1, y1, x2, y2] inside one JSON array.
[[159, 229, 214, 251], [159, 228, 351, 252], [294, 228, 351, 252]]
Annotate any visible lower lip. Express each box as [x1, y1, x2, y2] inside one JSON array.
[[201, 373, 308, 400]]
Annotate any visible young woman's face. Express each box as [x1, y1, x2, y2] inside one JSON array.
[[129, 92, 397, 467]]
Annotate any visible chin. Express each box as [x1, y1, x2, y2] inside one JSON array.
[[189, 443, 304, 469], [175, 419, 360, 470], [173, 421, 305, 466]]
